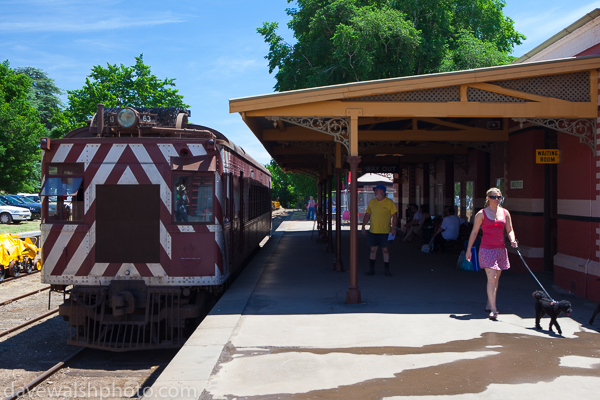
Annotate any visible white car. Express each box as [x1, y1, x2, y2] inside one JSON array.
[[0, 201, 32, 224], [48, 196, 72, 215]]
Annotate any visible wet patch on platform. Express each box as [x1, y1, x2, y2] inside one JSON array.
[[205, 332, 600, 399]]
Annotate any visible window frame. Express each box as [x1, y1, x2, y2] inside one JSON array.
[[40, 163, 84, 223], [172, 173, 216, 225]]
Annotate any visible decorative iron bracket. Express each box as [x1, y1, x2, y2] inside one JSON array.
[[513, 118, 597, 156], [272, 116, 350, 153]]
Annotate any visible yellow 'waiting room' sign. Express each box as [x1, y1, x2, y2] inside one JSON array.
[[536, 149, 560, 164]]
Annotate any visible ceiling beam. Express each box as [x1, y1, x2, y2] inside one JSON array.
[[270, 143, 468, 155], [244, 100, 596, 119], [262, 126, 508, 141]]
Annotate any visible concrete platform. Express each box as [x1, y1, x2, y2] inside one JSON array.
[[145, 212, 600, 400]]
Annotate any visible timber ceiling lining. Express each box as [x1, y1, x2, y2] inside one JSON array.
[[491, 71, 590, 102]]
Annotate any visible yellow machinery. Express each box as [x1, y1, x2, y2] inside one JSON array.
[[271, 201, 280, 210], [0, 233, 41, 281]]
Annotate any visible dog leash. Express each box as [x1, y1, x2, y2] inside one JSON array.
[[516, 246, 556, 305]]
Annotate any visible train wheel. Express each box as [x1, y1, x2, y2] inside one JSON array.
[[0, 265, 5, 282], [35, 260, 42, 270], [23, 259, 34, 274], [8, 261, 20, 278]]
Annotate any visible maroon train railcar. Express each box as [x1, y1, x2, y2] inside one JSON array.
[[40, 107, 271, 351]]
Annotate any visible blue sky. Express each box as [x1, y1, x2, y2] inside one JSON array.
[[2, 0, 600, 165]]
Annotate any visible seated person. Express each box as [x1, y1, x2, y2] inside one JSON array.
[[432, 207, 465, 252], [403, 204, 428, 242]]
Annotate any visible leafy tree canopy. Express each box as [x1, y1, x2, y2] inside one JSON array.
[[54, 54, 188, 137], [0, 61, 46, 193], [12, 66, 63, 132], [265, 159, 318, 208], [258, 0, 525, 91]]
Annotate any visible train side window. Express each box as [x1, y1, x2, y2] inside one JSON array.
[[40, 163, 84, 222], [223, 174, 230, 223], [173, 174, 214, 224]]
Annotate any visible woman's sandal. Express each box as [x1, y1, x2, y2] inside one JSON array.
[[488, 311, 498, 320]]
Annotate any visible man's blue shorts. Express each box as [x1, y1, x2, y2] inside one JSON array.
[[367, 232, 391, 247]]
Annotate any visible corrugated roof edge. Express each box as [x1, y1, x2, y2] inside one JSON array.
[[229, 53, 600, 105], [514, 8, 600, 64]]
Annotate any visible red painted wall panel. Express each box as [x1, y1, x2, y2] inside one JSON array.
[[557, 132, 593, 200], [558, 219, 596, 258], [512, 215, 544, 248], [554, 266, 600, 303], [506, 128, 545, 200]]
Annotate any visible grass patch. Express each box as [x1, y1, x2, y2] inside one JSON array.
[[0, 220, 41, 235]]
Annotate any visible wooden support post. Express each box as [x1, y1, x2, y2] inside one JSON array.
[[346, 108, 362, 304], [334, 167, 344, 271], [316, 180, 323, 243], [326, 174, 334, 253], [346, 155, 361, 304]]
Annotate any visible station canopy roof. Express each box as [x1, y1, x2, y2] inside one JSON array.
[[230, 55, 600, 175]]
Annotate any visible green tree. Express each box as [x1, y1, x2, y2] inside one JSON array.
[[54, 54, 188, 136], [0, 61, 46, 193], [258, 0, 524, 91], [439, 29, 515, 72], [12, 67, 64, 188], [12, 67, 63, 132], [265, 159, 317, 208]]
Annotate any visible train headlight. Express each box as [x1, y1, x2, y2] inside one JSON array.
[[117, 108, 138, 128]]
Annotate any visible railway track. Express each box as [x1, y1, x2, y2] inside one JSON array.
[[0, 286, 56, 339], [3, 348, 86, 400], [0, 285, 50, 308], [0, 269, 40, 284], [1, 346, 177, 400]]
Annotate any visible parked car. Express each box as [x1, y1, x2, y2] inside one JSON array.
[[0, 195, 40, 220], [18, 193, 41, 203], [0, 199, 32, 224]]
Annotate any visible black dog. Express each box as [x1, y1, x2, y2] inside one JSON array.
[[533, 290, 572, 335]]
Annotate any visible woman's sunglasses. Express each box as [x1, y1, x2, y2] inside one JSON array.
[[488, 195, 503, 200]]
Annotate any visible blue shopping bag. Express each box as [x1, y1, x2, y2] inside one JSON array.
[[457, 248, 480, 271], [470, 247, 480, 271]]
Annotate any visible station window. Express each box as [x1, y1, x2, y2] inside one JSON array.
[[173, 174, 214, 223], [454, 182, 461, 217], [465, 181, 474, 223], [40, 164, 84, 222]]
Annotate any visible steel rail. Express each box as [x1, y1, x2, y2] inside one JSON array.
[[3, 348, 86, 400], [1, 269, 40, 284], [0, 286, 50, 307], [0, 308, 59, 339]]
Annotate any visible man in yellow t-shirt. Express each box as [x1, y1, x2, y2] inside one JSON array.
[[361, 185, 398, 276]]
